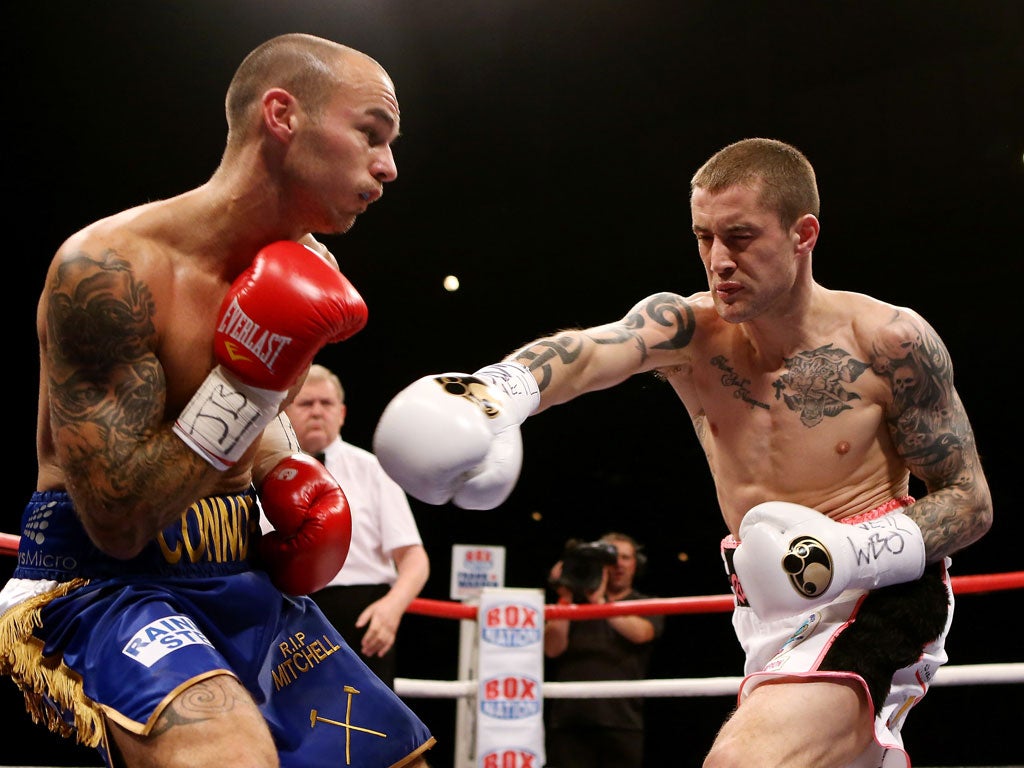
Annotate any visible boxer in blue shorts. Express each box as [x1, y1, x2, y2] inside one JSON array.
[[372, 138, 993, 767], [1, 489, 434, 768], [2, 33, 434, 768]]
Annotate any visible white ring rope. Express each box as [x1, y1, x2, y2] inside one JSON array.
[[391, 572, 1024, 706], [395, 662, 1024, 700]]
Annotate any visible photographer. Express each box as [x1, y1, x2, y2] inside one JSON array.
[[544, 532, 665, 768]]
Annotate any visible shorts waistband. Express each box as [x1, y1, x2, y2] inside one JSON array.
[[14, 489, 261, 581], [839, 495, 915, 524]]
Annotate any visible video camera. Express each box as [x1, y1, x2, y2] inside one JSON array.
[[552, 538, 618, 601]]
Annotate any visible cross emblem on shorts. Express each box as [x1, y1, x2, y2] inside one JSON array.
[[310, 685, 387, 765]]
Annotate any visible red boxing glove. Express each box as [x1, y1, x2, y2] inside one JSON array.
[[213, 241, 368, 391], [174, 241, 368, 469], [258, 453, 353, 595]]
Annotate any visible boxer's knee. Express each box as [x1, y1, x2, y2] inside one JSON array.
[[702, 708, 750, 768]]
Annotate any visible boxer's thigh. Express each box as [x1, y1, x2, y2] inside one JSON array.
[[108, 673, 278, 768], [705, 678, 873, 768]]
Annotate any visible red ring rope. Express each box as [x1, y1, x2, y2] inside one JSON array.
[[2, 531, 1019, 620]]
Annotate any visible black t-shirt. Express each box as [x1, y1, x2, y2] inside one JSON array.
[[546, 590, 665, 730]]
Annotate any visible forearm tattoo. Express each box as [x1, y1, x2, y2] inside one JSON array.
[[514, 333, 585, 392], [515, 293, 695, 392]]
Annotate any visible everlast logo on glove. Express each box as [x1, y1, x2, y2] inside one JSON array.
[[175, 240, 368, 471], [217, 297, 293, 373]]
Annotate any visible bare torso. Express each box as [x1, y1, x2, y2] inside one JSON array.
[[658, 291, 909, 535], [524, 287, 920, 539], [36, 191, 306, 503]]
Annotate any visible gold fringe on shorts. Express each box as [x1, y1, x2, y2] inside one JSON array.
[[0, 578, 104, 748]]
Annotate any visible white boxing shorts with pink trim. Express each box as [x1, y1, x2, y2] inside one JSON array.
[[720, 497, 954, 768]]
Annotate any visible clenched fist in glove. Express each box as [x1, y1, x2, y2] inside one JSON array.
[[373, 362, 540, 509], [259, 453, 353, 595], [175, 241, 368, 470], [733, 501, 927, 621]]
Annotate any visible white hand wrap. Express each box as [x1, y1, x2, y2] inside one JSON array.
[[454, 362, 539, 509], [733, 501, 927, 622], [470, 362, 540, 423], [373, 362, 539, 509], [173, 365, 286, 470]]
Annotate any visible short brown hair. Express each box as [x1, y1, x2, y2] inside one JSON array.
[[690, 138, 820, 229], [224, 33, 349, 140]]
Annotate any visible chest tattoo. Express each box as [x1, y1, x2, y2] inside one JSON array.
[[772, 343, 871, 426], [710, 355, 770, 410]]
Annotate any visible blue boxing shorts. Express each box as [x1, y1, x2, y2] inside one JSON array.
[[0, 490, 435, 768]]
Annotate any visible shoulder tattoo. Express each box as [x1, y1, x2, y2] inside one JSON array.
[[46, 250, 160, 435], [870, 312, 970, 479]]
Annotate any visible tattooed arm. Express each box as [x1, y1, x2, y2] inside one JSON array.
[[874, 309, 993, 560], [43, 250, 223, 559], [373, 292, 701, 509], [509, 292, 698, 411]]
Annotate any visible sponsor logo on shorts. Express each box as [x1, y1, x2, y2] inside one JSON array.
[[779, 612, 820, 653], [17, 500, 80, 575], [123, 615, 214, 667], [481, 602, 541, 648], [721, 547, 749, 607], [17, 549, 79, 573], [22, 501, 57, 545]]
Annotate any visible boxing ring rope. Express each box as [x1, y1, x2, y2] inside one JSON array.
[[2, 531, 1021, 766], [396, 572, 1024, 699], [400, 572, 1024, 768], [411, 566, 1024, 623]]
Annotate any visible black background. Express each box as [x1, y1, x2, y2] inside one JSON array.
[[4, 2, 1023, 766]]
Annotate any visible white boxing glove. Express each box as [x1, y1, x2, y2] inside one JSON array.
[[373, 362, 540, 509], [733, 501, 927, 622]]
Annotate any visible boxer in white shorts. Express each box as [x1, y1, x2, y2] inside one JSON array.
[[722, 497, 953, 768], [370, 138, 993, 766]]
